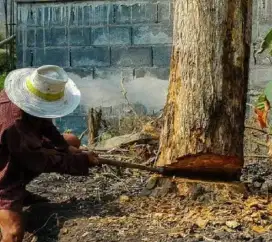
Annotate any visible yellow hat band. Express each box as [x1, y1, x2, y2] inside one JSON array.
[[26, 78, 64, 102]]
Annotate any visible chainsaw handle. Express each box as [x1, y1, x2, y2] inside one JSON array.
[[97, 158, 164, 174]]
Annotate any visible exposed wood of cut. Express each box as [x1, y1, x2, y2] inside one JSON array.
[[157, 0, 253, 179]]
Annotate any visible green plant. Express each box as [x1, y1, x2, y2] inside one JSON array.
[[254, 29, 272, 131], [63, 129, 73, 134], [0, 32, 17, 71], [0, 49, 8, 71], [0, 33, 4, 42], [249, 29, 272, 156], [255, 29, 272, 55], [0, 72, 6, 90]]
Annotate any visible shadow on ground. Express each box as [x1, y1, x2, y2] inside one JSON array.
[[24, 195, 123, 242]]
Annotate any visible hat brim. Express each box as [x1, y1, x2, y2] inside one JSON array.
[[4, 68, 81, 118]]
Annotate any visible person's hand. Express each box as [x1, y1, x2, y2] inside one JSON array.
[[68, 145, 82, 154], [79, 146, 89, 151], [86, 151, 99, 166]]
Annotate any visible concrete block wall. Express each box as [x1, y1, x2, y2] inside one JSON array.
[[16, 0, 173, 137], [16, 0, 272, 89], [15, 0, 272, 138], [16, 0, 173, 81]]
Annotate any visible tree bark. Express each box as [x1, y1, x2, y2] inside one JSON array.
[[88, 108, 102, 147], [157, 0, 252, 179]]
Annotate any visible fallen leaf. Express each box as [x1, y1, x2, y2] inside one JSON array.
[[82, 232, 89, 237], [168, 232, 185, 238], [251, 212, 261, 218], [195, 217, 209, 228], [30, 236, 38, 242], [141, 123, 160, 139], [153, 213, 164, 219], [268, 204, 272, 215], [119, 195, 130, 203], [222, 226, 234, 232], [243, 216, 254, 223], [61, 228, 68, 234], [245, 198, 262, 208], [141, 238, 149, 241], [226, 220, 240, 229], [251, 225, 267, 234]]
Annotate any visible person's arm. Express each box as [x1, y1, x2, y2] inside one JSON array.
[[40, 119, 69, 152], [2, 126, 97, 176]]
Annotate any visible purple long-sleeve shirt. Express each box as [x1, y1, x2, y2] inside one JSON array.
[[0, 91, 90, 211]]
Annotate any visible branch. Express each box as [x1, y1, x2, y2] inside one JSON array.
[[244, 154, 270, 158], [245, 125, 270, 135], [120, 77, 144, 126], [250, 138, 268, 147], [150, 112, 163, 125], [79, 128, 88, 141], [25, 213, 58, 240], [0, 35, 15, 48]]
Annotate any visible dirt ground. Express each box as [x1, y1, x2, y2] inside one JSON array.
[[21, 118, 272, 242], [22, 156, 272, 242]]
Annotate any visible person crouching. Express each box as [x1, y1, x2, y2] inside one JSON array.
[[0, 65, 100, 242]]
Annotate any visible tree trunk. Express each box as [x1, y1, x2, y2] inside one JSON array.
[[157, 0, 252, 180]]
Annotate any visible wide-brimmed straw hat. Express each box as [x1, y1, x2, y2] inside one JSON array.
[[4, 65, 81, 118]]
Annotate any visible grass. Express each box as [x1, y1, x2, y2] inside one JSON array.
[[0, 49, 9, 75], [0, 48, 9, 90], [0, 73, 6, 90]]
